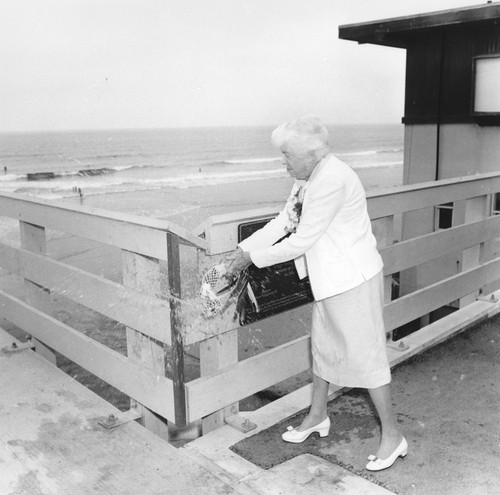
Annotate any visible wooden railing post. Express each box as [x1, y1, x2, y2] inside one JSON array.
[[372, 215, 396, 338], [166, 232, 187, 427], [195, 246, 239, 434], [19, 221, 56, 364], [458, 195, 488, 306], [200, 330, 239, 434], [122, 249, 170, 440], [372, 215, 396, 300]]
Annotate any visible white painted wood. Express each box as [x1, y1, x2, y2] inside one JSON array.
[[403, 124, 438, 186], [181, 306, 242, 346], [197, 172, 500, 254], [122, 249, 171, 439], [200, 207, 280, 233], [0, 242, 19, 270], [200, 330, 239, 434], [372, 216, 395, 304], [380, 214, 500, 275], [5, 214, 500, 336], [19, 221, 57, 365], [202, 210, 277, 254], [459, 196, 488, 306], [0, 289, 176, 420], [387, 288, 500, 367], [186, 336, 311, 422], [367, 172, 500, 220], [0, 192, 207, 259], [0, 243, 171, 343], [384, 257, 500, 331]]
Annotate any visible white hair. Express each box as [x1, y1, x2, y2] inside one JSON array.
[[271, 115, 329, 157]]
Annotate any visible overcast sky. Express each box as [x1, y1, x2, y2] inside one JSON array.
[[0, 0, 481, 132]]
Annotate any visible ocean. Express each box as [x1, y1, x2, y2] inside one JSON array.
[[0, 124, 403, 203]]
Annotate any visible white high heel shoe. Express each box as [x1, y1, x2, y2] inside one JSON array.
[[281, 417, 331, 443], [365, 437, 408, 471]]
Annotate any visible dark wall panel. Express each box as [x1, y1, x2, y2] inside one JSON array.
[[404, 32, 442, 122], [403, 24, 500, 124]]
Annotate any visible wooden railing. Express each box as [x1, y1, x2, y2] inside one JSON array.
[[186, 172, 500, 431], [0, 192, 207, 434], [1, 172, 500, 438]]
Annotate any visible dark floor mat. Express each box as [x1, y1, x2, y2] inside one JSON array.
[[231, 316, 500, 495]]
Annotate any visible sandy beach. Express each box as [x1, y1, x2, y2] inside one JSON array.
[[57, 162, 402, 227], [63, 175, 296, 227]]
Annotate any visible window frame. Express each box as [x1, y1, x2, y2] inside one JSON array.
[[435, 202, 454, 231], [471, 53, 500, 126]]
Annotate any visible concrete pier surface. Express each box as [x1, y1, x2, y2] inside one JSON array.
[[0, 327, 247, 495], [1, 311, 498, 494]]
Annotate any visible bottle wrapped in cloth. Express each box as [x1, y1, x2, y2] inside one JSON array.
[[200, 264, 258, 320]]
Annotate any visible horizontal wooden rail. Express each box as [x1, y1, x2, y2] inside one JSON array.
[[0, 243, 172, 344], [185, 336, 311, 422], [0, 192, 207, 257], [381, 214, 500, 276], [384, 257, 500, 331], [197, 172, 500, 255], [367, 172, 500, 220], [0, 289, 176, 421]]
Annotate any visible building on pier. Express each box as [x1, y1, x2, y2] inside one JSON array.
[[340, 3, 500, 330]]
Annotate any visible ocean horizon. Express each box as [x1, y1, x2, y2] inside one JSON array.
[[0, 124, 404, 202]]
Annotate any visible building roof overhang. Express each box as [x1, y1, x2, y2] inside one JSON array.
[[338, 3, 500, 48]]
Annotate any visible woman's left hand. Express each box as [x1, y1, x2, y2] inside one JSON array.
[[225, 247, 252, 279]]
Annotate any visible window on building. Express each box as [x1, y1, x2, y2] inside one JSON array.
[[492, 193, 500, 215], [472, 54, 500, 124], [435, 203, 453, 230]]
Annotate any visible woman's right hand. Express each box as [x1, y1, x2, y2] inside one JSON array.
[[225, 247, 252, 280]]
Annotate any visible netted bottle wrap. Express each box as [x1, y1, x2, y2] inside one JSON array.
[[200, 264, 250, 319], [200, 264, 230, 318]]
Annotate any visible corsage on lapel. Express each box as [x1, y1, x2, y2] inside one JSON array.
[[285, 183, 306, 234]]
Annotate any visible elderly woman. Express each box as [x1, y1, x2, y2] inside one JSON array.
[[226, 116, 406, 471]]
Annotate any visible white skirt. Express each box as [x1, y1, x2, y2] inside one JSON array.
[[311, 270, 391, 389]]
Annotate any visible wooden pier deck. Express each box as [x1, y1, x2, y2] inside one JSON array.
[[0, 327, 248, 495]]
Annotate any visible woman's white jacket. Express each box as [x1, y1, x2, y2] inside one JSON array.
[[238, 154, 383, 301]]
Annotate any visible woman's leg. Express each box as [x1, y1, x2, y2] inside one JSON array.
[[368, 383, 403, 459], [296, 373, 330, 431]]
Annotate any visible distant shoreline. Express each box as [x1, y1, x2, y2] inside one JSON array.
[[0, 122, 403, 136]]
